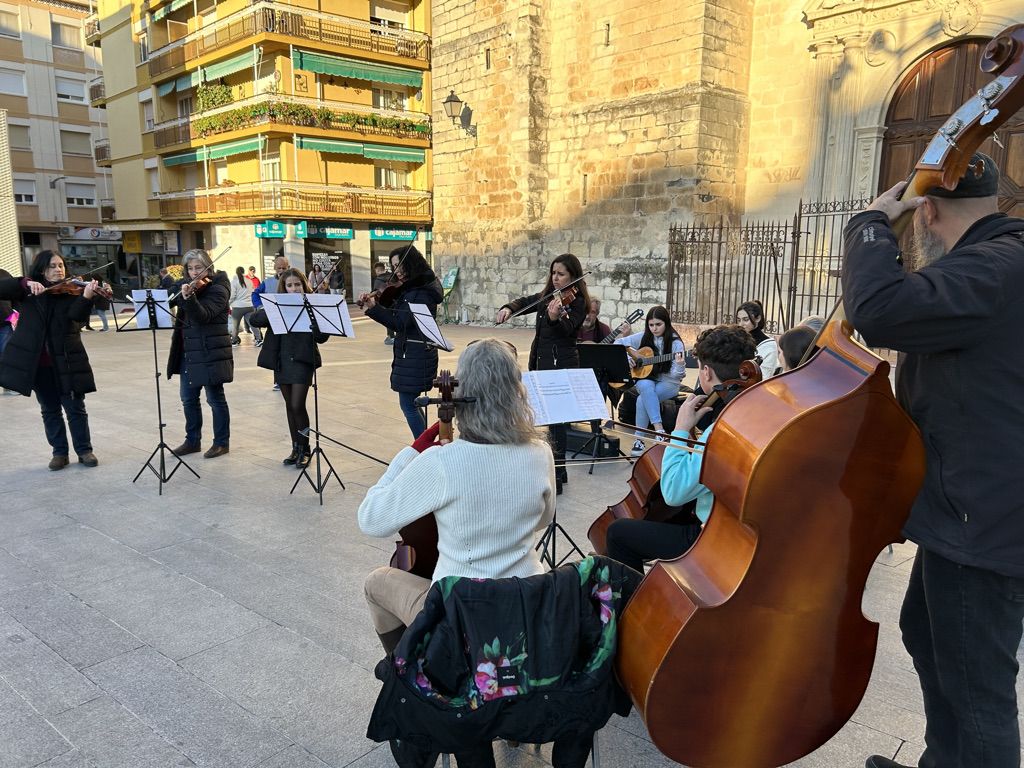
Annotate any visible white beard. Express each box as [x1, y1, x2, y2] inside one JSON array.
[[911, 213, 947, 269]]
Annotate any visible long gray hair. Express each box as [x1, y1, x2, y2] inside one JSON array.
[[456, 339, 541, 445], [182, 248, 212, 271]]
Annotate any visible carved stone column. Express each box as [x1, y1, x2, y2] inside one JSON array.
[[822, 33, 870, 201], [804, 39, 843, 202]]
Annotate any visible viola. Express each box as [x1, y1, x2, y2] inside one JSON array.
[[586, 362, 760, 555], [357, 277, 404, 310], [552, 284, 579, 318], [614, 322, 926, 767], [389, 371, 475, 579], [43, 278, 113, 300]]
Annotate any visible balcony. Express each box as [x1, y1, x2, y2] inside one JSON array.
[[150, 93, 431, 150], [152, 181, 432, 221], [148, 2, 430, 79], [100, 199, 115, 221], [94, 139, 112, 166], [85, 14, 100, 45], [89, 78, 106, 106]]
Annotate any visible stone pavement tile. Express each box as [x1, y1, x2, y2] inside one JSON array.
[[181, 624, 381, 766], [528, 721, 675, 767], [150, 537, 381, 665], [0, 505, 74, 544], [64, 495, 216, 554], [0, 547, 43, 596], [72, 559, 270, 661], [849, 690, 927, 746], [213, 505, 342, 551], [83, 647, 291, 767], [2, 523, 152, 588], [254, 745, 331, 767], [787, 720, 902, 767], [0, 679, 73, 768], [50, 695, 197, 767], [0, 609, 99, 716], [35, 749, 99, 767], [0, 582, 144, 670]]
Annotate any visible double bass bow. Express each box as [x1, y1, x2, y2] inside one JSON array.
[[389, 371, 476, 579]]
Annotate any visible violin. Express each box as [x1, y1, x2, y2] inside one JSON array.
[[586, 361, 761, 555], [357, 277, 404, 309], [42, 277, 113, 300], [389, 371, 475, 578], [552, 284, 579, 319]]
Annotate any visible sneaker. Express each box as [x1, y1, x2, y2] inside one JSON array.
[[254, 340, 262, 347], [98, 328, 108, 333], [272, 383, 280, 391], [231, 339, 241, 347], [384, 337, 395, 345], [630, 439, 646, 457]]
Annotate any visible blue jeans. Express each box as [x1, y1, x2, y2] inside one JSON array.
[[179, 369, 230, 446], [33, 366, 91, 457], [398, 390, 425, 438], [901, 547, 1024, 768], [634, 378, 678, 431], [0, 324, 12, 359]]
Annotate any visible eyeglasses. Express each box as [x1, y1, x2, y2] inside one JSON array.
[[466, 338, 518, 357]]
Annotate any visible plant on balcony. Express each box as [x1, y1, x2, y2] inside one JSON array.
[[195, 83, 233, 112]]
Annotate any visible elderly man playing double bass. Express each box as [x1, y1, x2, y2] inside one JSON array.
[[842, 152, 1024, 768]]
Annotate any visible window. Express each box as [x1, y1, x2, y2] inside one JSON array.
[[0, 8, 19, 38], [142, 100, 154, 131], [65, 182, 96, 206], [212, 159, 229, 185], [13, 179, 35, 204], [55, 76, 86, 103], [147, 168, 159, 196], [373, 87, 406, 112], [138, 31, 149, 62], [177, 96, 192, 119], [8, 124, 30, 150], [59, 129, 91, 155], [0, 67, 25, 96], [51, 20, 80, 49], [375, 164, 407, 190]]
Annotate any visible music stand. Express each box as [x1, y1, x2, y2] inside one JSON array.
[[117, 289, 200, 494], [572, 343, 632, 473], [261, 293, 352, 505]]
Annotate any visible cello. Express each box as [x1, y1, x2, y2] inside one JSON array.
[[615, 321, 925, 767]]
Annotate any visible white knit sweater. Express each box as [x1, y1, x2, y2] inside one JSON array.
[[357, 440, 556, 582]]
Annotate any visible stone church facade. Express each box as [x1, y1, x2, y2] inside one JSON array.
[[430, 0, 1023, 325]]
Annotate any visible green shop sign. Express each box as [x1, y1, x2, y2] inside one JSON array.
[[254, 220, 286, 238], [294, 221, 308, 239], [306, 223, 354, 240], [370, 226, 418, 241]]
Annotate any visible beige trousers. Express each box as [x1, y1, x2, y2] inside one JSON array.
[[364, 565, 431, 634]]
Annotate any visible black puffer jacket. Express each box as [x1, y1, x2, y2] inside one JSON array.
[[167, 271, 234, 387], [250, 307, 329, 384], [843, 211, 1024, 578], [0, 277, 95, 397], [502, 291, 587, 371], [366, 272, 443, 393]]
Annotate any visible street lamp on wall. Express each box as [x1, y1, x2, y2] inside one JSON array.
[[442, 90, 476, 137]]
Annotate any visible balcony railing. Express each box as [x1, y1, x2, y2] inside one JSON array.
[[100, 199, 115, 220], [94, 139, 111, 164], [85, 14, 100, 43], [148, 1, 430, 79], [89, 78, 105, 104], [150, 93, 430, 149], [152, 181, 432, 220]]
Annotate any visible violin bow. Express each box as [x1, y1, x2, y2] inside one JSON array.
[[503, 271, 592, 322], [168, 245, 233, 302]]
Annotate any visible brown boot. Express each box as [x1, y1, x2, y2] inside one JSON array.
[[203, 445, 229, 459], [48, 455, 69, 471], [173, 441, 200, 455]]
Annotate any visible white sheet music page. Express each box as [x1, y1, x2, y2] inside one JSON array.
[[130, 289, 173, 329], [521, 369, 608, 426]]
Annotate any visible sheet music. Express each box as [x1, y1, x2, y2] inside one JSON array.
[[407, 302, 453, 351], [130, 289, 173, 329], [261, 293, 354, 336], [522, 369, 609, 426]]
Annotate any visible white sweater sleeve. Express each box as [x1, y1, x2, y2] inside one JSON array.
[[536, 448, 557, 532], [757, 338, 779, 380], [357, 446, 455, 538]]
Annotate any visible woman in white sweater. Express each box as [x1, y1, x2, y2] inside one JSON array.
[[615, 305, 686, 456], [735, 299, 779, 380], [228, 266, 256, 346], [358, 338, 556, 653]]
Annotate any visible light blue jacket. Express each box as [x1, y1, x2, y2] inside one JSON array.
[[661, 422, 715, 523]]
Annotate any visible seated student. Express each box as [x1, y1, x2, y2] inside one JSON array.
[[605, 325, 757, 573], [614, 306, 686, 456], [736, 299, 779, 379], [576, 298, 612, 343], [778, 324, 820, 372]]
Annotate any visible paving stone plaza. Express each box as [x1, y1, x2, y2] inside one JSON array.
[[0, 317, 1021, 768]]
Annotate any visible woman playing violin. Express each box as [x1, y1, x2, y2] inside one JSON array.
[[360, 246, 443, 438], [614, 305, 686, 456], [496, 253, 590, 494], [0, 250, 100, 470], [605, 325, 756, 573], [167, 249, 234, 459], [358, 338, 556, 657]]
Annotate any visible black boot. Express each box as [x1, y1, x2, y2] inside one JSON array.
[[377, 626, 406, 654], [282, 443, 300, 465], [295, 444, 312, 469]]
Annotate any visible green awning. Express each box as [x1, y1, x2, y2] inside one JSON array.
[[163, 148, 206, 166], [175, 70, 201, 92], [205, 136, 263, 159], [156, 80, 176, 97], [297, 137, 363, 155], [291, 49, 422, 88], [152, 0, 190, 23], [203, 49, 258, 81], [362, 143, 425, 163]]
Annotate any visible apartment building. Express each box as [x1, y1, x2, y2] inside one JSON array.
[[89, 0, 431, 293], [1, 0, 113, 275]]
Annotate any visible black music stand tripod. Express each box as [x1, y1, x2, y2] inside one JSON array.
[[535, 505, 586, 570], [118, 290, 200, 494], [571, 343, 633, 474]]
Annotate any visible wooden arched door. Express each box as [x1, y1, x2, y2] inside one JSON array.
[[880, 38, 1024, 216]]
